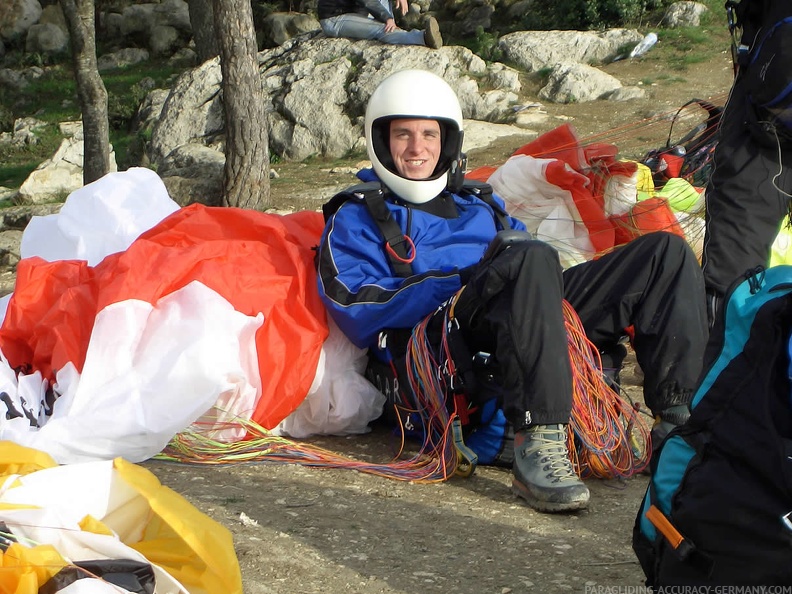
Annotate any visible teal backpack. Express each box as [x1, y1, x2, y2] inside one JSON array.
[[633, 265, 792, 585]]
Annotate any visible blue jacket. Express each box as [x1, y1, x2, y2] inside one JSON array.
[[316, 173, 526, 351]]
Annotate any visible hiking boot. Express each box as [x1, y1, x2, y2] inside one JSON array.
[[512, 424, 590, 513], [424, 17, 443, 49]]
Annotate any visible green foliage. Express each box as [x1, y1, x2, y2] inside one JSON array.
[[342, 146, 367, 161], [103, 62, 182, 131], [458, 26, 503, 63], [0, 162, 37, 190], [0, 124, 62, 188], [2, 49, 61, 69], [656, 26, 713, 70], [0, 57, 184, 186], [107, 81, 149, 130], [0, 67, 79, 126], [0, 105, 13, 134], [520, 0, 666, 31]]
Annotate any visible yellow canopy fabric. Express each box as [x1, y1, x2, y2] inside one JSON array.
[[0, 441, 242, 594]]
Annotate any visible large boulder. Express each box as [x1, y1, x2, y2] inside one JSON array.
[[0, 0, 42, 44], [25, 23, 69, 56], [148, 35, 523, 168], [662, 1, 709, 28], [498, 29, 644, 72], [16, 123, 118, 204], [261, 12, 320, 48], [538, 61, 645, 103]]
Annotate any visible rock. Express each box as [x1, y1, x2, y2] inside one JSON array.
[[662, 1, 709, 28], [157, 143, 225, 206], [149, 24, 181, 57], [0, 66, 44, 92], [17, 125, 118, 204], [513, 103, 551, 128], [39, 4, 67, 32], [538, 61, 624, 103], [0, 230, 22, 267], [0, 117, 48, 148], [605, 86, 647, 101], [0, 0, 42, 44], [148, 36, 523, 167], [0, 187, 17, 202], [498, 29, 644, 72], [120, 3, 158, 38], [462, 119, 536, 153], [261, 12, 321, 48], [97, 48, 151, 72], [25, 23, 69, 56]]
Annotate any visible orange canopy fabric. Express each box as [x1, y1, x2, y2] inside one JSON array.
[[467, 123, 684, 257], [0, 204, 329, 430]]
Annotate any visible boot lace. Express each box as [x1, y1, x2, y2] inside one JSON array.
[[520, 426, 579, 483]]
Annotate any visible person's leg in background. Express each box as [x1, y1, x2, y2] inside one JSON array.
[[319, 13, 440, 46], [562, 232, 708, 455]]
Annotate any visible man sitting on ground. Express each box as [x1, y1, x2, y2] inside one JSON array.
[[316, 70, 708, 513]]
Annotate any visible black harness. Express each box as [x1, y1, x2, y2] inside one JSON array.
[[322, 179, 511, 277]]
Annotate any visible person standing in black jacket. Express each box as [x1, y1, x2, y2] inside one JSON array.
[[703, 0, 792, 324], [317, 0, 442, 48]]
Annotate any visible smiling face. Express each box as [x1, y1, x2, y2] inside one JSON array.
[[389, 118, 442, 180]]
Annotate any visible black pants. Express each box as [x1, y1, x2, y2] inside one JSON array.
[[702, 54, 792, 309], [454, 232, 708, 430]]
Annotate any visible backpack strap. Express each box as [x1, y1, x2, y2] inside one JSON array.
[[460, 180, 511, 231], [323, 182, 414, 277], [321, 181, 381, 222], [361, 188, 416, 278]]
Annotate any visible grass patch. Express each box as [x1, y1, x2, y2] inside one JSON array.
[[0, 65, 80, 126], [0, 162, 40, 189], [0, 123, 63, 188], [0, 57, 187, 182]]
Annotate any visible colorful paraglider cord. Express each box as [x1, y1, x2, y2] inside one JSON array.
[[157, 296, 650, 481]]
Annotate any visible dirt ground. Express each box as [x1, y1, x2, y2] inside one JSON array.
[[143, 47, 735, 594], [144, 357, 651, 594]]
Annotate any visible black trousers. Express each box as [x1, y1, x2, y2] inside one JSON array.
[[454, 232, 708, 430], [702, 71, 791, 303]]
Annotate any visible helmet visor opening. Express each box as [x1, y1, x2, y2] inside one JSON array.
[[371, 116, 462, 182]]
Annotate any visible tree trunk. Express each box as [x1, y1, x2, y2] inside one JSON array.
[[187, 0, 219, 63], [60, 0, 111, 185], [213, 0, 270, 210]]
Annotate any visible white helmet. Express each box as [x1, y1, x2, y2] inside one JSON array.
[[365, 69, 464, 204]]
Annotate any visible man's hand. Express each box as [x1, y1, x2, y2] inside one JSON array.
[[384, 17, 398, 32], [394, 0, 408, 16]]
